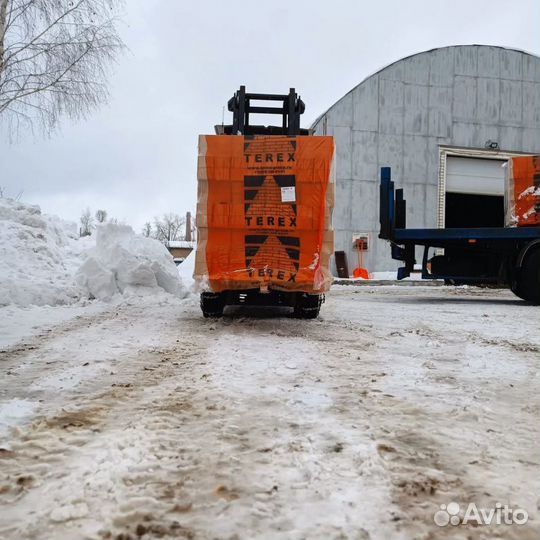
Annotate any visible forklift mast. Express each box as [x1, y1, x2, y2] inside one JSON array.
[[215, 86, 310, 136]]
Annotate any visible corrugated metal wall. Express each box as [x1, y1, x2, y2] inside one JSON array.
[[312, 45, 540, 273]]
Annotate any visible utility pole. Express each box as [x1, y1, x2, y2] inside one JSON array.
[[185, 211, 192, 242]]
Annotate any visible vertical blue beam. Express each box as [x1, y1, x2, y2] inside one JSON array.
[[379, 167, 394, 239]]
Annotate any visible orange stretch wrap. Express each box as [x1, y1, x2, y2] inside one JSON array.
[[194, 135, 335, 293], [505, 155, 540, 227]]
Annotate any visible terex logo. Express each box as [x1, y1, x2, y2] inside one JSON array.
[[244, 234, 300, 282], [244, 175, 297, 228], [243, 139, 296, 165], [244, 152, 294, 163]]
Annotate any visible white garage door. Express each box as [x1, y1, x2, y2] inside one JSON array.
[[446, 156, 506, 195]]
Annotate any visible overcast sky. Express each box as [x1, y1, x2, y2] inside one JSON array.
[[1, 0, 539, 232]]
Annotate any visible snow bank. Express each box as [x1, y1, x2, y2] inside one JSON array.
[[0, 198, 91, 307], [177, 247, 195, 291], [0, 198, 187, 307], [76, 224, 186, 300]]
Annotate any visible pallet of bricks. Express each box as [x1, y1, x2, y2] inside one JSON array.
[[505, 155, 540, 227], [194, 135, 334, 294]]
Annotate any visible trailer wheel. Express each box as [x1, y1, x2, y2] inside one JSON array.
[[511, 248, 540, 305], [293, 293, 322, 319], [200, 292, 225, 317]]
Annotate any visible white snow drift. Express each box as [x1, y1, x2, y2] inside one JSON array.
[[0, 197, 89, 307], [177, 247, 195, 290], [0, 197, 186, 307], [76, 223, 185, 300]]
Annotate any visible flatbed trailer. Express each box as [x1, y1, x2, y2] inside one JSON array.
[[379, 167, 540, 303]]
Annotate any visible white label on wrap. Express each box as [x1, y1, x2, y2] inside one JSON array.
[[281, 186, 296, 202]]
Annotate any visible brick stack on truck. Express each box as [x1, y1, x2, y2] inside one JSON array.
[[194, 87, 334, 317], [379, 155, 540, 303]]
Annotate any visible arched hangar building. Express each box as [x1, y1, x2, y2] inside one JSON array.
[[311, 45, 540, 275]]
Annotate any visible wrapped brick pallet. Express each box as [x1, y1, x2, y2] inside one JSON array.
[[505, 155, 540, 227], [195, 135, 334, 307]]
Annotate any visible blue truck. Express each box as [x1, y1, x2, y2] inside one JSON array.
[[379, 167, 539, 304]]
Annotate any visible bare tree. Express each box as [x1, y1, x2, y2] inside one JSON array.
[[0, 0, 124, 135], [0, 185, 21, 198], [153, 213, 185, 245], [95, 208, 107, 223], [79, 207, 93, 236], [141, 221, 152, 238], [182, 210, 196, 242]]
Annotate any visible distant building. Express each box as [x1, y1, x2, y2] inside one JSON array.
[[167, 240, 195, 264], [311, 45, 540, 274]]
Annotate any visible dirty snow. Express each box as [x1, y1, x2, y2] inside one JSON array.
[[0, 399, 38, 439], [0, 302, 108, 349], [0, 285, 538, 540]]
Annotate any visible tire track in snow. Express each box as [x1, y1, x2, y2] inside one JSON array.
[[0, 310, 402, 540], [0, 298, 208, 540], [0, 332, 208, 539], [173, 318, 404, 540], [325, 287, 540, 539], [0, 287, 538, 539], [0, 305, 114, 360]]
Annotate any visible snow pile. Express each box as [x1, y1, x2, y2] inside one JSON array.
[[76, 224, 186, 300], [0, 198, 186, 307], [177, 247, 195, 291], [0, 197, 91, 307]]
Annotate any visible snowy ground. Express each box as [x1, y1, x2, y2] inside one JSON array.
[[0, 285, 538, 540]]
